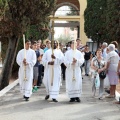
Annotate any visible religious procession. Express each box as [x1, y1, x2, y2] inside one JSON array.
[[16, 38, 120, 103], [0, 0, 120, 120]]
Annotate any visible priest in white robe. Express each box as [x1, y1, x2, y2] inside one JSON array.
[[64, 40, 84, 102], [42, 41, 64, 102], [16, 40, 36, 101]]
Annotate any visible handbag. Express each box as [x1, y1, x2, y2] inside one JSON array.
[[96, 57, 106, 79], [99, 71, 106, 79]]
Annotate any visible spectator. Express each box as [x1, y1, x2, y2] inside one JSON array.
[[44, 40, 51, 53], [76, 38, 84, 51], [106, 44, 119, 98], [111, 41, 119, 54], [91, 48, 107, 99], [32, 41, 41, 92], [37, 40, 44, 87], [84, 45, 92, 76]]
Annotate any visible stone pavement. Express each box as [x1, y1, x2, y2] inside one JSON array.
[[0, 75, 120, 120]]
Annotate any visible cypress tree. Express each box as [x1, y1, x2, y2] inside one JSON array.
[[106, 0, 120, 43], [84, 0, 107, 42]]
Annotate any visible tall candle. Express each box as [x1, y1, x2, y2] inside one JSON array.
[[73, 40, 76, 58], [23, 34, 25, 49], [23, 34, 26, 58]]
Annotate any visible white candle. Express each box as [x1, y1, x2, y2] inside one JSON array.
[[73, 40, 76, 58], [23, 34, 26, 58], [23, 34, 25, 49]]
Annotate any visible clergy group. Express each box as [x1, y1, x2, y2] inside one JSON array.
[[16, 39, 84, 102]]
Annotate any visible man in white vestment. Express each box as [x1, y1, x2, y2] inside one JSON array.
[[16, 40, 36, 101], [64, 40, 84, 102], [42, 41, 64, 102]]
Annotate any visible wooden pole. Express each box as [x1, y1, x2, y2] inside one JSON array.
[[73, 40, 76, 81], [51, 13, 55, 86]]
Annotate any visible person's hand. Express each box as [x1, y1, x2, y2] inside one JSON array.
[[98, 68, 103, 74], [72, 58, 77, 65], [51, 61, 54, 65], [117, 71, 120, 75], [23, 58, 28, 66], [119, 79, 120, 83], [73, 58, 77, 62], [38, 55, 43, 61], [51, 54, 56, 59], [48, 61, 54, 65]]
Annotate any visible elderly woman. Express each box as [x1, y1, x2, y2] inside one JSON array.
[[91, 48, 107, 99], [106, 44, 119, 98]]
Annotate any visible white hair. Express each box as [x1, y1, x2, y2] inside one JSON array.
[[102, 42, 108, 47], [108, 44, 115, 51]]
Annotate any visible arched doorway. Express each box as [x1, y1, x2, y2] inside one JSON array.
[[53, 5, 79, 44], [50, 0, 88, 45], [55, 2, 80, 15]]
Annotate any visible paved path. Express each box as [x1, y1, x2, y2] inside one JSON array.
[[0, 76, 120, 120]]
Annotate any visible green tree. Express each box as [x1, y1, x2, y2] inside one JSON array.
[[84, 0, 107, 43], [106, 0, 120, 43], [26, 23, 50, 41], [56, 34, 71, 44], [0, 0, 56, 90]]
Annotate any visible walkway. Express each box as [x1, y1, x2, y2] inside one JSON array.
[[0, 76, 120, 120]]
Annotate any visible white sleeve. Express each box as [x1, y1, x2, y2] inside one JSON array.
[[54, 51, 64, 65], [27, 51, 36, 67], [64, 51, 72, 68], [16, 50, 23, 67], [75, 53, 84, 66], [42, 52, 49, 67]]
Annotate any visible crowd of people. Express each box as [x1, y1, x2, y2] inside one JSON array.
[[16, 39, 120, 103]]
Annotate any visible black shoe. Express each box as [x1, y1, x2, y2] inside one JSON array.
[[69, 98, 75, 102], [23, 95, 28, 99], [45, 95, 49, 100], [25, 97, 29, 101], [52, 99, 58, 102], [75, 97, 81, 102], [23, 95, 26, 99], [105, 90, 110, 94], [87, 74, 89, 76], [24, 97, 29, 101]]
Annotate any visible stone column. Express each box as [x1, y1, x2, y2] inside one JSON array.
[[79, 0, 88, 45]]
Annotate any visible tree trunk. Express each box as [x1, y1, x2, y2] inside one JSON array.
[[0, 35, 19, 90]]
